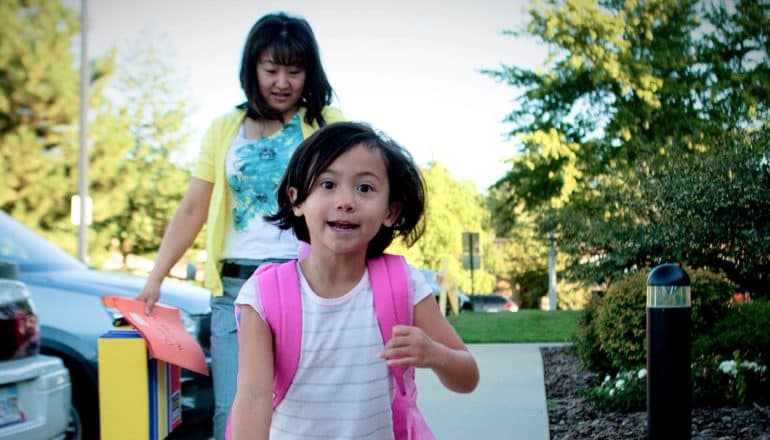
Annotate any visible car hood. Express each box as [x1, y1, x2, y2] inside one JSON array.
[[22, 268, 211, 315]]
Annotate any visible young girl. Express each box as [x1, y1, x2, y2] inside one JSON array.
[[230, 122, 479, 439], [135, 12, 343, 439]]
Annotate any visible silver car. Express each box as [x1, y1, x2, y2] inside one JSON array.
[[0, 211, 214, 439], [0, 265, 72, 440]]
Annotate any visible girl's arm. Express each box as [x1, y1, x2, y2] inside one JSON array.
[[229, 305, 274, 439], [380, 296, 479, 393], [136, 178, 212, 313]]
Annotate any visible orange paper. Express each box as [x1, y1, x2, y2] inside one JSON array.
[[110, 297, 209, 376]]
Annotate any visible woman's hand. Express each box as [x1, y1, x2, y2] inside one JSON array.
[[136, 279, 162, 314]]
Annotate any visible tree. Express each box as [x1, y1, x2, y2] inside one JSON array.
[[1, 0, 197, 264], [486, 0, 770, 295], [389, 161, 496, 294], [88, 45, 193, 265], [0, 0, 80, 230]]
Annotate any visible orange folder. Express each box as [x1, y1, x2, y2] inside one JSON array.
[[110, 297, 209, 376]]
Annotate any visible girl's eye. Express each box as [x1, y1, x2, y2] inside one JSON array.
[[319, 181, 335, 190], [357, 184, 374, 193]]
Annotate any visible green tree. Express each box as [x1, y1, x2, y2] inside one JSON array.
[[1, 0, 197, 265], [390, 162, 496, 294], [486, 0, 770, 294], [88, 45, 193, 265], [0, 0, 80, 230]]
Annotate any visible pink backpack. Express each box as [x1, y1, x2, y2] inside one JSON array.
[[226, 254, 435, 440]]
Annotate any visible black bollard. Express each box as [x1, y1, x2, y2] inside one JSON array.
[[647, 264, 691, 439]]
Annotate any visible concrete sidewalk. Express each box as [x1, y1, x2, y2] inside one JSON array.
[[416, 343, 552, 439]]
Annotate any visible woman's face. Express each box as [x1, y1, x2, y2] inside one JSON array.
[[256, 52, 306, 118]]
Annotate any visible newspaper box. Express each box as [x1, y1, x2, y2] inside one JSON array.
[[98, 297, 208, 440]]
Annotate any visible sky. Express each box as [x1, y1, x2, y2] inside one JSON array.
[[84, 0, 545, 191]]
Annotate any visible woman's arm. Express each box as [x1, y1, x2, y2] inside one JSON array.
[[380, 296, 479, 393], [136, 178, 213, 313], [229, 305, 274, 439]]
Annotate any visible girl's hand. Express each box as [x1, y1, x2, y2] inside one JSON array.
[[379, 324, 440, 368]]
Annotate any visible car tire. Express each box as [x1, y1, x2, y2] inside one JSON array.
[[42, 349, 100, 440], [65, 406, 83, 440]]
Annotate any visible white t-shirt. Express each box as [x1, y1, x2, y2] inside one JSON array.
[[222, 115, 304, 260], [235, 262, 432, 439]]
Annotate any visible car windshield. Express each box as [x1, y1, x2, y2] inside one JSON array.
[[0, 212, 86, 272]]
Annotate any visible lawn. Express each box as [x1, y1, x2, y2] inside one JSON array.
[[447, 309, 581, 343]]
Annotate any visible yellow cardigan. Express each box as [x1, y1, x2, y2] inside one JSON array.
[[192, 106, 344, 295]]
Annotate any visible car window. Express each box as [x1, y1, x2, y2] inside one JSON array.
[[0, 213, 85, 272]]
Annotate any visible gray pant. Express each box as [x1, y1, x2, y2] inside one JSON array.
[[209, 259, 288, 440]]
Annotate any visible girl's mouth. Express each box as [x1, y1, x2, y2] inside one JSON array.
[[328, 221, 358, 231]]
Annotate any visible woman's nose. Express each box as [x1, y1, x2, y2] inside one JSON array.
[[276, 71, 289, 88]]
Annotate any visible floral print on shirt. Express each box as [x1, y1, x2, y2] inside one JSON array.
[[228, 114, 302, 231]]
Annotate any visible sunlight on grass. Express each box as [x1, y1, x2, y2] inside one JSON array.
[[447, 310, 581, 343]]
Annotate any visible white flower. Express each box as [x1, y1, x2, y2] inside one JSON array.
[[637, 368, 647, 379], [609, 389, 615, 396], [718, 360, 737, 377], [615, 379, 625, 390], [603, 374, 611, 385]]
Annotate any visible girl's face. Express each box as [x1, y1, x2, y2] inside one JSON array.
[[256, 52, 306, 118], [290, 144, 401, 258]]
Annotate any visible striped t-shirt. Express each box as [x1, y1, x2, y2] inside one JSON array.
[[235, 261, 432, 439]]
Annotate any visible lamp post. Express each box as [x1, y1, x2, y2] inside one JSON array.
[[547, 231, 557, 310], [77, 0, 89, 263], [647, 263, 692, 439]]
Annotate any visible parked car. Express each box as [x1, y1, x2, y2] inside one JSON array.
[[418, 270, 474, 313], [0, 211, 213, 439], [1, 262, 72, 440], [469, 294, 519, 313]]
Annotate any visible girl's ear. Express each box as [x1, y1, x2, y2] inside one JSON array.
[[288, 187, 304, 217], [382, 202, 402, 228]]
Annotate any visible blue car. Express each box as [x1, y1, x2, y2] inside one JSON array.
[[0, 211, 213, 439]]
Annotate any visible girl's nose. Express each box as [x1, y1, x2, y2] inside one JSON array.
[[336, 189, 355, 211]]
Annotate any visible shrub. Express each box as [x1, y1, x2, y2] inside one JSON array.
[[575, 266, 736, 374], [594, 270, 648, 371], [695, 301, 770, 365], [693, 351, 769, 407], [513, 269, 548, 309], [583, 367, 647, 413], [573, 291, 614, 374]]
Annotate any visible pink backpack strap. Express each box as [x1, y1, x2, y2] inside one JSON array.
[[368, 254, 411, 437], [256, 260, 303, 408]]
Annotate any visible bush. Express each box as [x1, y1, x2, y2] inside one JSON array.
[[693, 351, 769, 407], [594, 270, 648, 371], [575, 266, 736, 374], [583, 367, 647, 413], [573, 291, 614, 374], [513, 269, 548, 309], [695, 301, 770, 366]]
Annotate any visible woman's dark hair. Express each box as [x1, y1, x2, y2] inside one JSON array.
[[266, 122, 426, 257], [237, 12, 333, 126]]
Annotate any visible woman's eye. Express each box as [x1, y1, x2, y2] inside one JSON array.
[[320, 181, 335, 190], [357, 184, 374, 193]]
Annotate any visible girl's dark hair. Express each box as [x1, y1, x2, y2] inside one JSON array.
[[266, 122, 426, 257], [237, 12, 333, 126]]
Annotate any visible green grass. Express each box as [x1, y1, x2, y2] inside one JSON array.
[[447, 310, 581, 343]]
